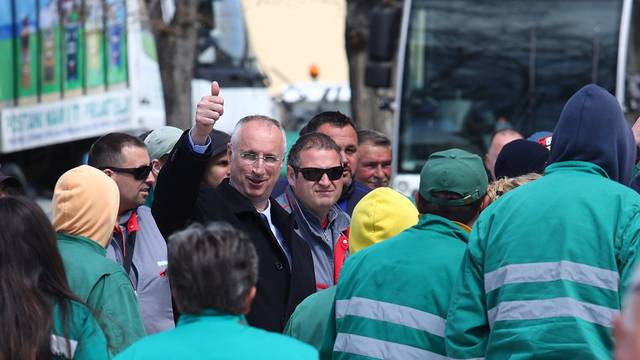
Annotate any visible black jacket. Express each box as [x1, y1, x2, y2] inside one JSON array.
[[152, 131, 315, 332]]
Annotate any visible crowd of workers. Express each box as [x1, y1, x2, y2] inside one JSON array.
[[2, 82, 640, 359]]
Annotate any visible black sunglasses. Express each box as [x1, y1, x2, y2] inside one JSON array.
[[293, 166, 344, 181], [99, 165, 152, 181]]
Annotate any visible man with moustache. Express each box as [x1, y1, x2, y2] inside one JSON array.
[[354, 129, 392, 189], [277, 133, 351, 291], [152, 81, 315, 333]]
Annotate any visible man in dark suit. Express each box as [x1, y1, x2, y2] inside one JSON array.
[[152, 81, 315, 333]]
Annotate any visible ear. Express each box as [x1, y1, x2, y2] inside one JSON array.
[[414, 191, 422, 210], [151, 159, 162, 175], [480, 194, 491, 211], [286, 165, 296, 187], [102, 168, 115, 178], [242, 286, 257, 315]]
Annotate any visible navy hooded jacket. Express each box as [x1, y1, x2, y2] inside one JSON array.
[[549, 84, 635, 185]]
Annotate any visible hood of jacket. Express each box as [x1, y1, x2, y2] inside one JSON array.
[[548, 84, 635, 184], [349, 187, 419, 254], [52, 165, 120, 247]]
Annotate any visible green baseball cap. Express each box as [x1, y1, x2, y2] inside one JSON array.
[[419, 148, 488, 206]]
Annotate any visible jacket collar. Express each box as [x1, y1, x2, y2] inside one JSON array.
[[178, 310, 245, 327], [543, 160, 609, 179], [215, 178, 294, 231], [416, 214, 470, 244], [283, 185, 349, 236], [56, 232, 107, 256]]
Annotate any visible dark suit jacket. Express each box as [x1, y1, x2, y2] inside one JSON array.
[[152, 131, 315, 332]]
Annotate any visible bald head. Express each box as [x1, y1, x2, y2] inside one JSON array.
[[485, 129, 523, 180]]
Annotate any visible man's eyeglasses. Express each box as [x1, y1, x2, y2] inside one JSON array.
[[99, 165, 152, 181], [239, 152, 281, 166], [292, 166, 344, 182]]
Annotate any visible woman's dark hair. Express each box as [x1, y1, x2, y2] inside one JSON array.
[[0, 196, 82, 359]]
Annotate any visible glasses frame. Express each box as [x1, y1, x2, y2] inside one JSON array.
[[238, 151, 282, 166], [99, 165, 152, 181], [292, 165, 344, 182]]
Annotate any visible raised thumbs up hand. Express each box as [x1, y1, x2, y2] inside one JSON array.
[[192, 81, 224, 145]]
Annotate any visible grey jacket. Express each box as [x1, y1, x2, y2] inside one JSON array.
[[277, 186, 351, 290], [107, 206, 175, 334]]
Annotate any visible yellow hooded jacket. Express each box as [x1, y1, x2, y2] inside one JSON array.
[[53, 165, 145, 354]]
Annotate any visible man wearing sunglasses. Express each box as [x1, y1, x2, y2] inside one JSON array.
[[152, 81, 315, 333], [276, 133, 351, 291], [88, 133, 174, 335], [298, 111, 370, 216]]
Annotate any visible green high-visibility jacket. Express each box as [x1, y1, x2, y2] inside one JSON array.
[[57, 233, 146, 355], [333, 214, 469, 359], [115, 311, 319, 359], [51, 301, 110, 359], [284, 286, 336, 359], [445, 161, 640, 359]]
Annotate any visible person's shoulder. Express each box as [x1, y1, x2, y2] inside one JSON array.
[[113, 332, 165, 359], [54, 300, 95, 332], [352, 181, 371, 196], [247, 327, 319, 358]]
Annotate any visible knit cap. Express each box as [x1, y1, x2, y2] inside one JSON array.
[[349, 187, 419, 254]]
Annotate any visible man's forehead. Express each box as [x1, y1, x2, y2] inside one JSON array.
[[298, 147, 341, 166], [121, 145, 150, 164], [237, 121, 284, 151]]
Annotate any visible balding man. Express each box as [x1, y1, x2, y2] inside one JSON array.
[[152, 82, 315, 333], [485, 128, 523, 180]]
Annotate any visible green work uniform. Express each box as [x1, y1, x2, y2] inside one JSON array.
[[115, 311, 319, 359], [58, 233, 145, 354], [445, 161, 640, 359], [333, 214, 469, 359], [51, 301, 110, 359], [285, 287, 337, 359]]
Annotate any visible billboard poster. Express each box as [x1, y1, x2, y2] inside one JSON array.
[[16, 0, 38, 104], [61, 0, 84, 96], [39, 0, 62, 100], [106, 0, 127, 87], [86, 0, 106, 92], [0, 1, 14, 106]]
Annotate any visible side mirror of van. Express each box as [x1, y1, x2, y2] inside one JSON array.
[[364, 6, 401, 88]]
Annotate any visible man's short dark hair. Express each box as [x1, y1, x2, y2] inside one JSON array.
[[167, 222, 258, 315], [357, 129, 391, 147], [288, 133, 342, 169], [417, 191, 483, 225], [87, 133, 146, 168], [300, 111, 358, 136]]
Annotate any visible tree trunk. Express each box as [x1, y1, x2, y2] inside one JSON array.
[[345, 0, 398, 136], [145, 0, 199, 130]]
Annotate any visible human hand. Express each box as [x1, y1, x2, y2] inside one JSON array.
[[191, 81, 224, 145]]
